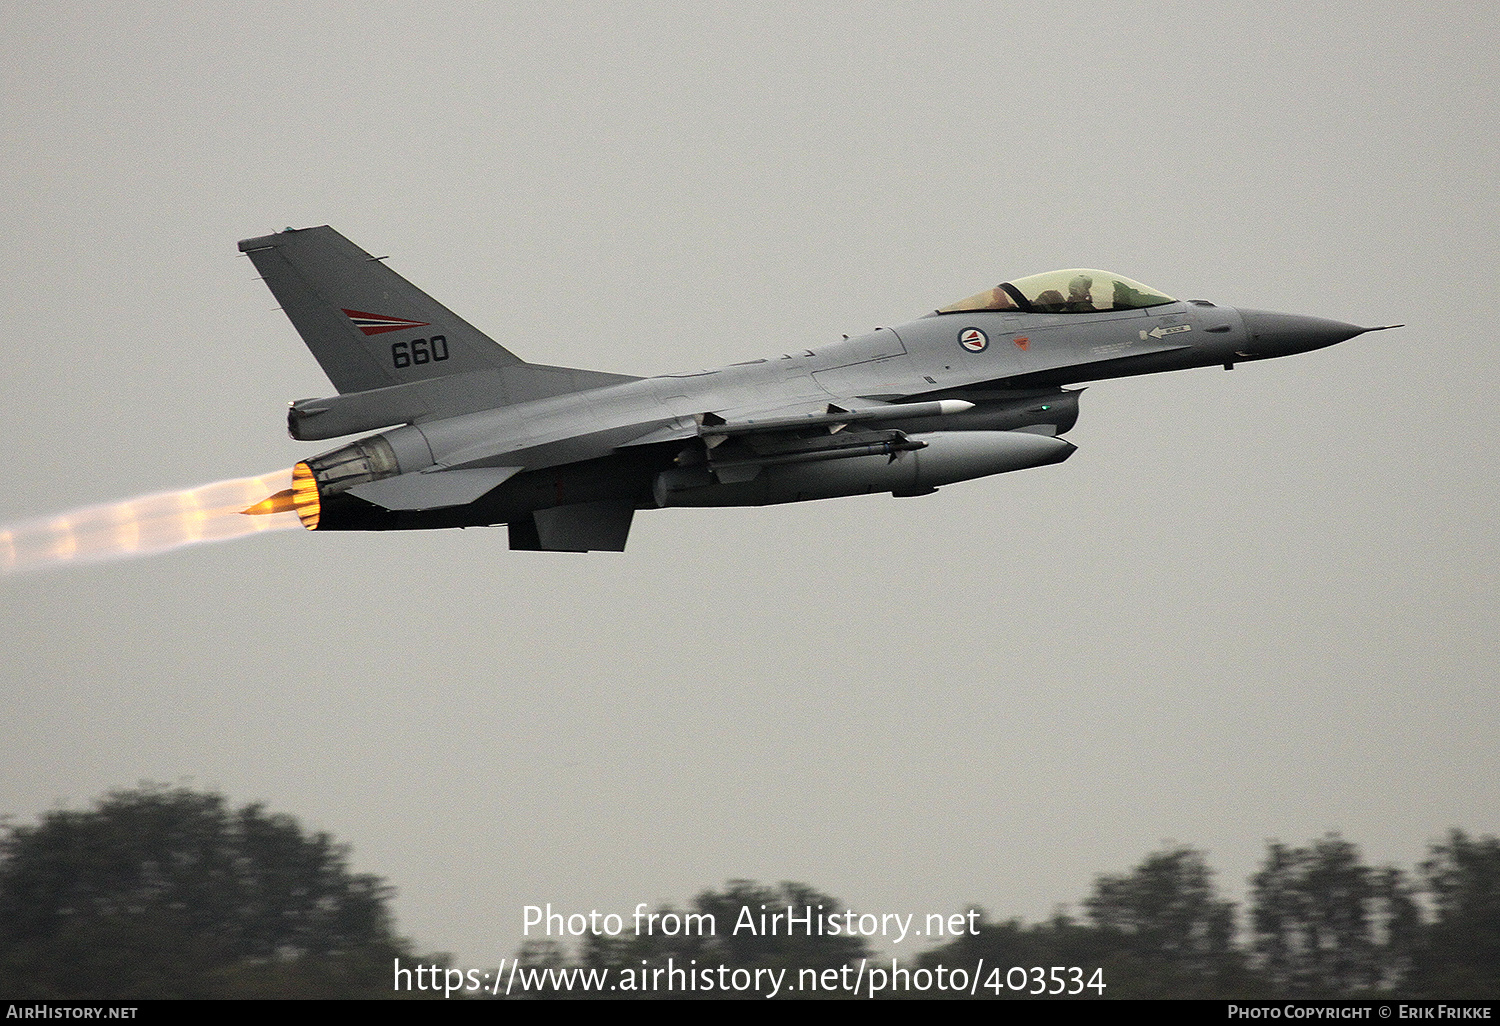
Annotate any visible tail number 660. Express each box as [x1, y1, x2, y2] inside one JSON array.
[[391, 335, 449, 369]]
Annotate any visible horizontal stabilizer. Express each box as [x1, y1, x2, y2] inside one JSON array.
[[347, 466, 521, 511]]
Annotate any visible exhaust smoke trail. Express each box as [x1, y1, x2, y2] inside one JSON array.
[[1, 469, 302, 574]]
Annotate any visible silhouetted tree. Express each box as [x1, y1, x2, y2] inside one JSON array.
[[1250, 834, 1417, 996], [1082, 846, 1246, 996], [0, 784, 415, 998], [557, 880, 868, 999], [1412, 830, 1500, 997], [913, 849, 1246, 999], [916, 910, 1116, 999]]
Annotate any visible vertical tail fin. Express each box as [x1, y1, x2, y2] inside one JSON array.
[[239, 226, 524, 394]]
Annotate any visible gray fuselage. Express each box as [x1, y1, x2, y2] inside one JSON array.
[[309, 298, 1359, 532]]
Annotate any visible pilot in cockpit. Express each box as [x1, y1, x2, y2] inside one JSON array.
[[1066, 274, 1097, 313]]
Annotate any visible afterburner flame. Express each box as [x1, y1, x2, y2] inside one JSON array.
[[241, 488, 297, 517], [1, 469, 302, 574], [240, 462, 320, 529], [290, 462, 320, 530]]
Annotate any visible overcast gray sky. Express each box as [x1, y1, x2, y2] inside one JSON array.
[[2, 2, 1496, 968]]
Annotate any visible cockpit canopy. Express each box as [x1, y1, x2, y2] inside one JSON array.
[[938, 269, 1175, 315]]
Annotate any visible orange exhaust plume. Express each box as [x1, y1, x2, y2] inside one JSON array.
[[2, 469, 303, 575]]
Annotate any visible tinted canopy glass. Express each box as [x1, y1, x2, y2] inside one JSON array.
[[938, 270, 1174, 314]]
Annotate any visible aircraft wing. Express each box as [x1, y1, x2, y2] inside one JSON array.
[[633, 397, 977, 485], [697, 397, 972, 439], [619, 396, 970, 446]]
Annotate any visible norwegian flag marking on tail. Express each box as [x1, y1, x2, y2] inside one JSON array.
[[342, 309, 432, 336]]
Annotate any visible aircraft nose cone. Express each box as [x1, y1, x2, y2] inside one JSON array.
[[1237, 309, 1369, 358]]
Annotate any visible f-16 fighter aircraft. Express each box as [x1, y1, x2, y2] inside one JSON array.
[[241, 227, 1396, 551]]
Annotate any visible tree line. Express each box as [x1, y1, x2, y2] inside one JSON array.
[[513, 837, 1499, 998], [1, 785, 1495, 998], [911, 835, 1497, 999], [0, 785, 423, 998]]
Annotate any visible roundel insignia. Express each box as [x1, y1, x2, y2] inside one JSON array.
[[958, 327, 988, 353]]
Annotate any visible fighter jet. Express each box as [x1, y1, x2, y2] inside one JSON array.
[[241, 227, 1396, 551]]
